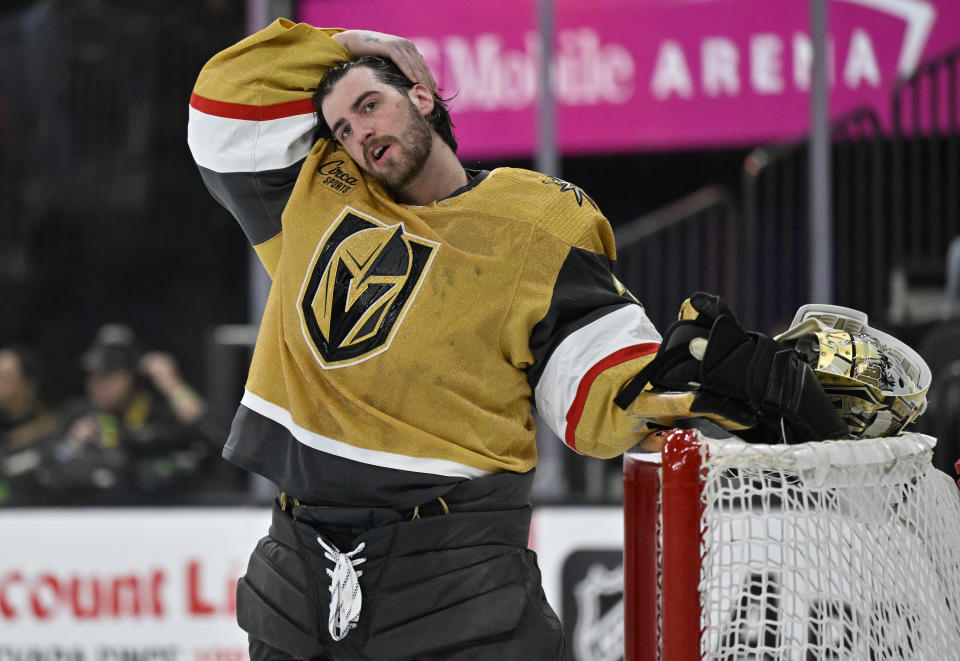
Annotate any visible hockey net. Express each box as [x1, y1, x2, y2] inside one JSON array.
[[623, 429, 960, 660]]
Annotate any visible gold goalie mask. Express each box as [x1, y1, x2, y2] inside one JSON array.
[[776, 304, 931, 438]]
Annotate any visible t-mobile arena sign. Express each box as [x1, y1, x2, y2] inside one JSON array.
[[299, 0, 959, 158]]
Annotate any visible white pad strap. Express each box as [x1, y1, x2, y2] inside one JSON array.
[[316, 535, 367, 641]]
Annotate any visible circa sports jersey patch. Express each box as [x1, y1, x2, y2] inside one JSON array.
[[317, 159, 359, 194], [298, 207, 438, 368]]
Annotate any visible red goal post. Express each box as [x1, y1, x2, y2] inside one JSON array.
[[623, 428, 960, 660]]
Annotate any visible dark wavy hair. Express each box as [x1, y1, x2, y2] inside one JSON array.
[[312, 56, 457, 153]]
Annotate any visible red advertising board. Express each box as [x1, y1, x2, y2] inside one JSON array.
[[0, 509, 268, 656]]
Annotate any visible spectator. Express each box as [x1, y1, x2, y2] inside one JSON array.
[[0, 345, 55, 505], [42, 324, 224, 504]]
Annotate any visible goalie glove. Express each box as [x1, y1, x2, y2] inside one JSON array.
[[615, 292, 848, 443], [614, 292, 754, 425]]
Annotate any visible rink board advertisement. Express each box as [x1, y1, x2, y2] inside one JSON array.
[[0, 509, 271, 659], [0, 506, 625, 660], [299, 0, 960, 156], [3, 505, 941, 660]]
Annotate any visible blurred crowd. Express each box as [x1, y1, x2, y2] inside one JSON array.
[[0, 324, 234, 507]]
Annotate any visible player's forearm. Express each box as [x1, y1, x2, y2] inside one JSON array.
[[188, 19, 349, 276], [537, 348, 660, 459], [566, 371, 660, 459], [192, 19, 348, 106]]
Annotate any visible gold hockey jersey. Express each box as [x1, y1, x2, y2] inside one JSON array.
[[188, 19, 662, 507]]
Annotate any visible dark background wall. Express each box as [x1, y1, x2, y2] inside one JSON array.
[[1, 1, 250, 403]]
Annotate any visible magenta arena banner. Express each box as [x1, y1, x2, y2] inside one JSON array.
[[299, 0, 960, 157]]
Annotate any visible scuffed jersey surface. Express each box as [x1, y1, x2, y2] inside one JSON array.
[[189, 20, 661, 507]]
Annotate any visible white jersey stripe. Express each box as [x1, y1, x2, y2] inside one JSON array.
[[240, 390, 493, 479], [534, 304, 662, 440], [187, 106, 316, 174]]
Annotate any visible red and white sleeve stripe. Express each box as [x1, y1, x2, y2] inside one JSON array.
[[187, 94, 317, 174], [534, 305, 661, 451]]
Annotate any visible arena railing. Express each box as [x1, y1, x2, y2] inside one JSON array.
[[613, 185, 740, 332]]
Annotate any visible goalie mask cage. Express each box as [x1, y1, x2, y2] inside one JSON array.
[[623, 429, 960, 660]]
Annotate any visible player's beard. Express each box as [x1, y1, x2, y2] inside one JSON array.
[[364, 98, 433, 193]]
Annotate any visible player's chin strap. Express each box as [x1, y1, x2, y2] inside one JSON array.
[[316, 535, 367, 641]]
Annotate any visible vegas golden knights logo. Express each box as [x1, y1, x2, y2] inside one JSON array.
[[299, 207, 438, 368]]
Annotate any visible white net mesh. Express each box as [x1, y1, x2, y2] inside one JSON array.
[[696, 432, 960, 660]]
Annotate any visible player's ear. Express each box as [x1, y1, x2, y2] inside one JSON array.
[[409, 83, 435, 116]]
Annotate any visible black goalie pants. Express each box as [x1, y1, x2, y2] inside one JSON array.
[[237, 473, 567, 661]]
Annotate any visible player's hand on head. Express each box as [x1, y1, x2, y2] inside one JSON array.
[[332, 30, 439, 94]]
